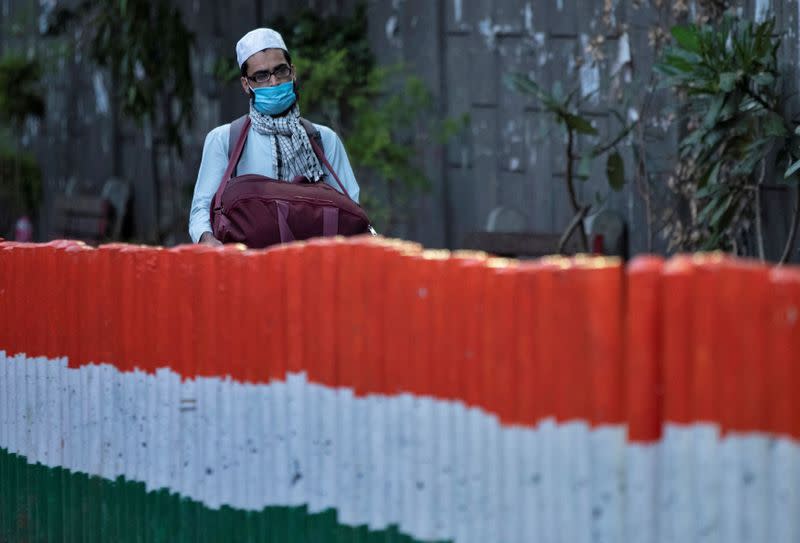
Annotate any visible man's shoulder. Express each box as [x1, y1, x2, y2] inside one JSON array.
[[204, 123, 231, 142], [306, 121, 339, 143]]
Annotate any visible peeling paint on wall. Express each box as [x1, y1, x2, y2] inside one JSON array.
[[93, 72, 110, 115], [21, 118, 39, 146], [605, 0, 619, 28], [134, 60, 145, 80], [385, 15, 401, 47], [524, 3, 533, 34], [477, 18, 515, 49], [533, 32, 548, 67], [755, 0, 770, 23], [39, 0, 57, 34], [478, 18, 494, 48], [612, 32, 631, 83], [579, 34, 600, 104]]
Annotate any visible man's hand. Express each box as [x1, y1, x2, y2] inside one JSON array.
[[199, 231, 223, 246]]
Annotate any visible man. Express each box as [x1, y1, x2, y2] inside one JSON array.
[[189, 28, 361, 245]]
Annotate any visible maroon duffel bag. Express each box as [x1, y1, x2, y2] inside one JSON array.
[[210, 116, 372, 248]]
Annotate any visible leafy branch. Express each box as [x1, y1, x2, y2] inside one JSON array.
[[656, 16, 799, 261], [504, 73, 635, 253], [0, 54, 44, 231]]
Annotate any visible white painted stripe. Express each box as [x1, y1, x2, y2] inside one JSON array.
[[625, 442, 658, 543], [694, 424, 722, 542], [591, 426, 625, 543], [2, 351, 800, 543], [740, 433, 769, 543], [720, 433, 742, 543], [768, 436, 800, 542]]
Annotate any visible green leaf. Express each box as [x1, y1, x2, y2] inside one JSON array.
[[785, 158, 800, 179], [710, 195, 733, 227], [718, 72, 739, 92], [763, 112, 786, 137], [699, 161, 722, 189], [563, 113, 597, 135], [606, 151, 625, 191], [503, 72, 561, 112], [577, 154, 591, 180], [659, 53, 697, 74], [702, 95, 725, 128], [695, 182, 721, 199], [552, 80, 564, 102], [754, 72, 775, 87], [671, 25, 701, 53], [696, 199, 716, 225]]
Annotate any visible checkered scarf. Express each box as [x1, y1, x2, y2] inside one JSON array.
[[248, 103, 325, 182]]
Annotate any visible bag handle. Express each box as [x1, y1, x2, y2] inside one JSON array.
[[213, 116, 252, 215]]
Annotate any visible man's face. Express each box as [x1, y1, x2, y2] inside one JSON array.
[[240, 49, 294, 95]]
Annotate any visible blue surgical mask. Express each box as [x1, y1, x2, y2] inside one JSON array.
[[250, 81, 297, 115]]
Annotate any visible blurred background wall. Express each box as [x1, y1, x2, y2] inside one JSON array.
[[1, 0, 798, 261]]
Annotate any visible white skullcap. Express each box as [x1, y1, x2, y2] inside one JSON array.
[[236, 28, 288, 68]]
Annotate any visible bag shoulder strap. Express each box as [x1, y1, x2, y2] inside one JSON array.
[[213, 116, 251, 215], [228, 115, 249, 177], [299, 117, 324, 151], [228, 115, 249, 160], [299, 118, 352, 200]]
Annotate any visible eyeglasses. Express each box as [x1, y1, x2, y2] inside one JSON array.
[[246, 64, 292, 84]]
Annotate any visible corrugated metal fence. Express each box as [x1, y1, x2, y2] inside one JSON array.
[[0, 238, 798, 542]]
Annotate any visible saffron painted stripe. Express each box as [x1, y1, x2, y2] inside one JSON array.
[[3, 352, 800, 542]]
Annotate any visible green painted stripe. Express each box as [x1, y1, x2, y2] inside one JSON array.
[[0, 448, 449, 543]]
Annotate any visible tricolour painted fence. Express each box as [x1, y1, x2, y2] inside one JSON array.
[[0, 237, 798, 543]]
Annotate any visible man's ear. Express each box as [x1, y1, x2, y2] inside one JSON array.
[[240, 76, 251, 95]]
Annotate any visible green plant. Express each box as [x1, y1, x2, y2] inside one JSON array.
[[504, 74, 634, 252], [45, 0, 195, 242], [0, 54, 44, 233], [47, 0, 194, 152], [216, 5, 466, 232], [656, 16, 799, 260], [0, 145, 41, 214]]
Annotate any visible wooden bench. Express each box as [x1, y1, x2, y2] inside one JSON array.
[[461, 231, 582, 259], [51, 178, 129, 244], [51, 195, 110, 244]]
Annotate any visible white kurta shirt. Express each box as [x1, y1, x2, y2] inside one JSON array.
[[188, 121, 360, 243]]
